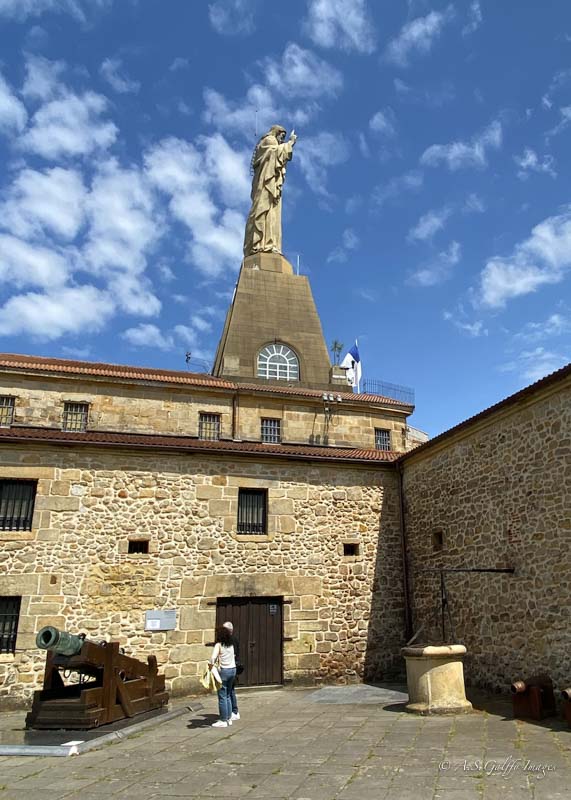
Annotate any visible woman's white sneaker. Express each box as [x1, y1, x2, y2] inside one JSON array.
[[230, 712, 240, 721], [211, 720, 229, 727]]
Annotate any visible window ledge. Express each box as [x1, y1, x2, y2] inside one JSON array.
[[0, 653, 16, 663], [232, 532, 274, 543]]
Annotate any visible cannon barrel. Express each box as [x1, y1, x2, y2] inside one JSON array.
[[36, 625, 84, 657], [511, 680, 526, 694], [562, 688, 571, 702]]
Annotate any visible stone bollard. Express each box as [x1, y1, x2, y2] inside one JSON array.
[[401, 644, 473, 715]]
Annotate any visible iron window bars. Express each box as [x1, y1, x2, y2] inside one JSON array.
[[0, 479, 37, 531], [0, 396, 15, 427], [63, 402, 89, 432], [237, 489, 267, 534], [198, 413, 221, 441], [375, 428, 391, 451], [261, 418, 281, 443], [0, 596, 21, 655]]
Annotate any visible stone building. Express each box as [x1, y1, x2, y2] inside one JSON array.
[[1, 246, 569, 709], [0, 253, 413, 707], [400, 362, 571, 692]]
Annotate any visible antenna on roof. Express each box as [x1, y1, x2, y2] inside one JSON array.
[[185, 352, 192, 370], [255, 109, 258, 139]]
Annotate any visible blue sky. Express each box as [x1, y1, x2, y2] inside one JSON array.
[[0, 0, 570, 437]]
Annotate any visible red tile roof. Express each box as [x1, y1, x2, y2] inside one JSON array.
[[0, 425, 400, 464], [0, 353, 412, 408]]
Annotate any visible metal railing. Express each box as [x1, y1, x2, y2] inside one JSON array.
[[361, 379, 415, 405]]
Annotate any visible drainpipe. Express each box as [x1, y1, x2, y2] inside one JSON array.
[[232, 390, 239, 440], [397, 460, 413, 641]]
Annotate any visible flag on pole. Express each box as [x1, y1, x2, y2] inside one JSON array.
[[340, 340, 362, 392]]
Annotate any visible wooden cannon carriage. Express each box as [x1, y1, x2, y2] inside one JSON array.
[[25, 626, 169, 730]]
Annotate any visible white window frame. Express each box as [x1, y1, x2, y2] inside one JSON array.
[[257, 343, 299, 381]]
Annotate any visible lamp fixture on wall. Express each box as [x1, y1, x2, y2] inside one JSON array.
[[323, 392, 342, 420]]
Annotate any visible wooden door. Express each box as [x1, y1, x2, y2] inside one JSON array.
[[216, 597, 283, 687]]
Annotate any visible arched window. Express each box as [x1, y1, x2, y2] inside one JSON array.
[[257, 343, 300, 381]]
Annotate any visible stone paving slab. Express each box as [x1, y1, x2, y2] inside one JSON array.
[[0, 687, 569, 799]]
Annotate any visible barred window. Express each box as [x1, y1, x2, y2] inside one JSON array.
[[375, 428, 391, 451], [0, 396, 15, 427], [63, 402, 89, 432], [199, 413, 221, 441], [237, 489, 267, 535], [0, 480, 37, 531], [0, 596, 21, 655], [261, 418, 281, 443], [257, 343, 299, 381]]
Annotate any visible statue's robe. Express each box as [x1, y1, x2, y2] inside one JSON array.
[[243, 134, 294, 256]]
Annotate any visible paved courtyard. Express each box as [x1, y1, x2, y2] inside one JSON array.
[[0, 685, 570, 799]]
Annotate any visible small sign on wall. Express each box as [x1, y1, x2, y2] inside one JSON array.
[[145, 608, 177, 631]]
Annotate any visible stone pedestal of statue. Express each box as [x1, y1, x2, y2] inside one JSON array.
[[401, 644, 473, 715]]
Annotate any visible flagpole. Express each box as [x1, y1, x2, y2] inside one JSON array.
[[355, 338, 360, 393]]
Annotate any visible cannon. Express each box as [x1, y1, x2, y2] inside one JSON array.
[[25, 626, 169, 730], [510, 674, 556, 721]]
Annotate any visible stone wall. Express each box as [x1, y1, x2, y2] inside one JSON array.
[[402, 376, 571, 691], [0, 374, 407, 451], [0, 443, 404, 708]]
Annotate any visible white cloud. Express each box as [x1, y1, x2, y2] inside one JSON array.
[[83, 160, 162, 316], [373, 169, 423, 207], [545, 105, 571, 139], [369, 107, 397, 137], [541, 69, 571, 111], [0, 72, 27, 134], [22, 55, 65, 101], [443, 302, 488, 337], [513, 313, 571, 343], [190, 314, 213, 332], [385, 6, 455, 67], [20, 90, 118, 159], [203, 43, 341, 139], [394, 77, 455, 107], [408, 241, 461, 286], [208, 0, 256, 36], [0, 285, 114, 339], [499, 347, 569, 383], [100, 57, 140, 94], [0, 166, 86, 240], [353, 287, 377, 303], [304, 0, 376, 54], [169, 58, 190, 72], [514, 148, 556, 180], [420, 120, 502, 171], [327, 227, 359, 263], [408, 206, 452, 242], [0, 234, 70, 289], [0, 0, 114, 22], [479, 208, 571, 308], [122, 323, 174, 350], [203, 84, 312, 139], [462, 1, 482, 36], [145, 135, 249, 277], [121, 323, 174, 350], [263, 43, 343, 100], [443, 309, 487, 337], [295, 131, 350, 197], [463, 193, 486, 214]]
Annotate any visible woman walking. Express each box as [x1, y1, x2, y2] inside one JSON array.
[[209, 624, 237, 728]]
